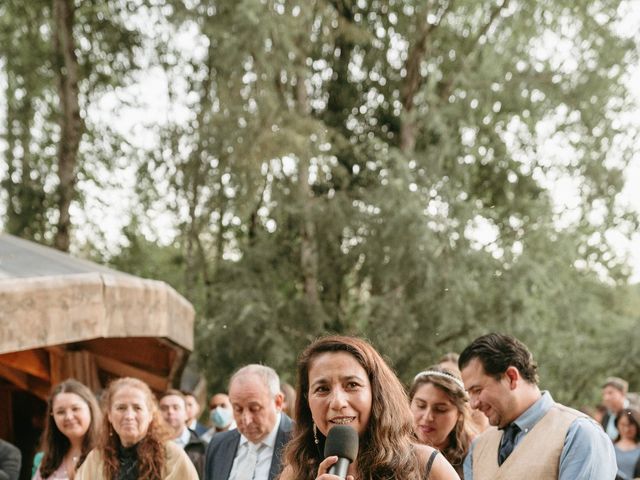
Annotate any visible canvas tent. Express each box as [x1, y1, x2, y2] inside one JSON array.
[[0, 233, 195, 470]]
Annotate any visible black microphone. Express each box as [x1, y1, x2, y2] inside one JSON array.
[[324, 425, 359, 479]]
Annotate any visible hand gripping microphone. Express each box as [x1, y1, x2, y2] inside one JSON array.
[[324, 425, 359, 479]]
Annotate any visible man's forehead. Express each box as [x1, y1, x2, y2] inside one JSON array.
[[160, 394, 185, 406], [210, 394, 229, 405], [230, 388, 270, 403], [462, 357, 486, 375], [230, 374, 270, 394], [461, 358, 491, 385], [603, 385, 623, 394]]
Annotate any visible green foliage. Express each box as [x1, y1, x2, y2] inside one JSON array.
[[2, 0, 639, 404], [0, 0, 143, 245]]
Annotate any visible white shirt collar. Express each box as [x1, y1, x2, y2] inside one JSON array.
[[238, 413, 282, 449], [174, 426, 191, 448]]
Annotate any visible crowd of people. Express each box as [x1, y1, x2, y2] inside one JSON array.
[[0, 332, 637, 479]]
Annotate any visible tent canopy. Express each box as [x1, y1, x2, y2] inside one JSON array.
[[0, 233, 195, 400]]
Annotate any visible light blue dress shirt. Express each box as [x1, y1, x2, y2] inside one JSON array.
[[463, 391, 617, 480], [173, 426, 192, 448]]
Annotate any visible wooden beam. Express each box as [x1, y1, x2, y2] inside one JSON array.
[[93, 353, 169, 392], [64, 351, 101, 392], [0, 349, 51, 381], [0, 388, 12, 440], [48, 348, 65, 386], [155, 337, 190, 386], [44, 345, 66, 356], [0, 364, 50, 400], [79, 338, 171, 375], [167, 348, 186, 388], [0, 364, 29, 391]]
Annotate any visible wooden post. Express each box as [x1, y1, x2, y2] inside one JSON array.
[[0, 386, 12, 440], [64, 351, 101, 392], [48, 347, 65, 386]]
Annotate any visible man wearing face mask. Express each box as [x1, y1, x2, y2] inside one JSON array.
[[201, 393, 236, 443]]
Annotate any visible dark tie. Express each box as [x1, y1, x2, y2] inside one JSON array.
[[498, 423, 520, 465]]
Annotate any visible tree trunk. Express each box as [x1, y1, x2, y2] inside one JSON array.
[[400, 13, 431, 155], [4, 69, 19, 231], [53, 0, 83, 252], [295, 78, 323, 310], [184, 39, 216, 298], [400, 2, 455, 154]]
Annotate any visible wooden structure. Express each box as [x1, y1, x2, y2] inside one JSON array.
[[0, 233, 195, 466]]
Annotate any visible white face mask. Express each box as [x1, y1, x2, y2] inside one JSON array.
[[210, 406, 233, 428]]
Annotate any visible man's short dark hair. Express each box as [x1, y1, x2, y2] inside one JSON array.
[[458, 333, 539, 384], [601, 377, 629, 394], [159, 388, 186, 402]]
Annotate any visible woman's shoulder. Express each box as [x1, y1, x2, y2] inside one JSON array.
[[163, 441, 199, 479], [82, 448, 102, 462], [165, 441, 182, 455], [164, 441, 186, 464], [75, 449, 103, 480], [413, 443, 437, 464], [614, 442, 640, 453], [412, 443, 459, 480]]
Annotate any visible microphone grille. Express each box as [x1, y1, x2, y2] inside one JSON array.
[[323, 425, 359, 461]]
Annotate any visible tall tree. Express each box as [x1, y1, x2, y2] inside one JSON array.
[[0, 0, 141, 249], [5, 0, 635, 402], [0, 1, 53, 241], [53, 0, 83, 251]]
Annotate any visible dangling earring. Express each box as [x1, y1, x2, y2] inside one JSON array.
[[313, 423, 319, 445]]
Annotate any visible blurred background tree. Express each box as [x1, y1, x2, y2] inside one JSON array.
[[1, 0, 639, 405]]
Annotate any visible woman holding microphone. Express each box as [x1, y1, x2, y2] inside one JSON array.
[[278, 335, 458, 480]]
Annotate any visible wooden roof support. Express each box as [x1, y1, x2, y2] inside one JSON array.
[[157, 337, 188, 387], [0, 388, 12, 439], [0, 363, 50, 400], [0, 350, 51, 382], [63, 350, 101, 392], [78, 338, 172, 376], [93, 353, 169, 392], [0, 364, 29, 391], [48, 346, 65, 387]]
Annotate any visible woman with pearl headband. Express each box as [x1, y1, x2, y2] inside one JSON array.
[[409, 366, 476, 478]]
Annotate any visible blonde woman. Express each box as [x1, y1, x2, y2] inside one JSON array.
[[76, 377, 197, 480]]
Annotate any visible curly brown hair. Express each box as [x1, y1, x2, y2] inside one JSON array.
[[409, 366, 475, 475], [280, 335, 425, 480], [39, 379, 102, 478], [99, 377, 171, 480]]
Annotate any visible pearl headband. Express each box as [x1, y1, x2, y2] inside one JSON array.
[[413, 370, 465, 391]]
